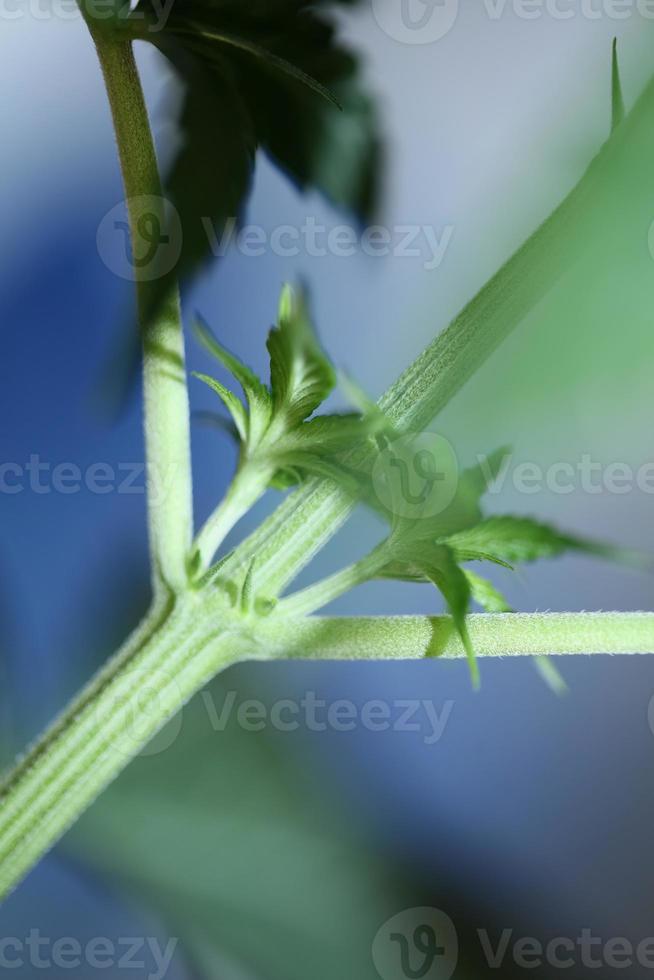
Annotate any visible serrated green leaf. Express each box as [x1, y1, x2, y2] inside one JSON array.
[[267, 286, 336, 426], [195, 288, 380, 509], [444, 515, 606, 566], [283, 413, 385, 463], [193, 372, 248, 443], [195, 317, 269, 404], [130, 0, 380, 317], [194, 318, 272, 448]]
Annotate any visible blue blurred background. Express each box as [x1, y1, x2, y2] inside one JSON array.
[[2, 2, 654, 977]]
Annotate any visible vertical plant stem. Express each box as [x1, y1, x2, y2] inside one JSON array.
[[86, 21, 193, 595]]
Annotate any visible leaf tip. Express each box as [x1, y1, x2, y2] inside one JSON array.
[[611, 36, 625, 133], [533, 655, 569, 696], [278, 283, 296, 323]]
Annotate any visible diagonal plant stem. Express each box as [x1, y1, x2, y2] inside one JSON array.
[[279, 546, 390, 618], [84, 14, 194, 595], [193, 461, 275, 573], [0, 597, 250, 902], [223, 71, 654, 597]]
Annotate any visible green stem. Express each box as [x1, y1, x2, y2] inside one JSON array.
[[2, 605, 652, 899], [193, 462, 274, 574], [264, 612, 654, 661], [224, 70, 654, 597], [87, 22, 193, 595], [0, 597, 249, 901], [280, 547, 389, 618]]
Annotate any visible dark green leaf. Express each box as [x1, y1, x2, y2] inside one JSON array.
[[130, 0, 381, 309], [171, 24, 340, 107], [194, 317, 272, 447]]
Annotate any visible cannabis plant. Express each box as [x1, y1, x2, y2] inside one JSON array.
[[0, 1, 652, 906]]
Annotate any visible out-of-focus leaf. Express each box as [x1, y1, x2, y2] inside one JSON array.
[[128, 0, 380, 312], [533, 655, 569, 696], [464, 569, 512, 614], [612, 38, 625, 132], [69, 669, 415, 980], [193, 372, 249, 441]]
